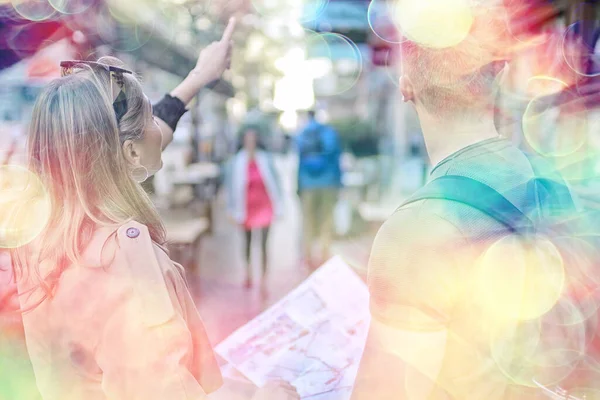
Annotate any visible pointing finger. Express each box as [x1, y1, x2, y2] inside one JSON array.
[[221, 17, 237, 44]]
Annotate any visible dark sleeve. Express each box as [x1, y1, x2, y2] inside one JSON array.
[[152, 95, 187, 132]]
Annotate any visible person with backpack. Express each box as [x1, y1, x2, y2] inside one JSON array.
[[296, 110, 342, 269], [351, 9, 600, 400]]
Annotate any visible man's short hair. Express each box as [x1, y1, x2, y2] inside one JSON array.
[[400, 10, 508, 117]]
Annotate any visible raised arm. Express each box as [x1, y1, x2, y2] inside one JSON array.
[[154, 18, 236, 150]]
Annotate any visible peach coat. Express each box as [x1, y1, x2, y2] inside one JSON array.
[[18, 221, 223, 400]]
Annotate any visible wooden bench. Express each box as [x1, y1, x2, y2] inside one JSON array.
[[164, 216, 209, 273]]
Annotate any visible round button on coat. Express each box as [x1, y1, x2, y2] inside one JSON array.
[[126, 227, 140, 238]]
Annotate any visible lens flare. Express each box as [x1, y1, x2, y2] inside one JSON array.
[[304, 28, 330, 57], [0, 165, 51, 249], [306, 32, 362, 96], [523, 77, 588, 158], [96, 5, 154, 52], [526, 75, 569, 98], [476, 235, 565, 322], [151, 5, 189, 54], [556, 150, 600, 182], [481, 233, 600, 389], [368, 0, 403, 44], [48, 0, 93, 14], [393, 0, 474, 49], [562, 21, 600, 78], [490, 315, 586, 388], [11, 0, 56, 21], [490, 319, 543, 387], [566, 357, 600, 396]]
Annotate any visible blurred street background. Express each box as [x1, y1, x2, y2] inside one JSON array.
[[1, 0, 600, 344]]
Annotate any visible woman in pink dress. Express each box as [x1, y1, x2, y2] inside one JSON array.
[[226, 127, 284, 288]]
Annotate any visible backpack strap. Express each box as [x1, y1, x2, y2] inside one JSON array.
[[524, 153, 577, 214], [400, 175, 535, 235]]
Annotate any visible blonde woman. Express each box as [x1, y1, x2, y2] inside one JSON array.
[[12, 19, 298, 400]]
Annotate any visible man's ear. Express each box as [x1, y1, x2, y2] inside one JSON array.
[[399, 75, 415, 103], [122, 139, 141, 167]]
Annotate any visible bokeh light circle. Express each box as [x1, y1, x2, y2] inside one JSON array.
[[11, 0, 56, 21], [301, 28, 331, 78], [368, 0, 404, 44], [1, 2, 27, 21], [562, 18, 600, 78], [482, 233, 600, 389], [96, 5, 154, 52], [476, 234, 565, 322], [559, 150, 600, 182], [306, 32, 363, 96], [152, 4, 190, 54], [252, 0, 327, 22], [48, 0, 93, 14], [523, 78, 588, 158], [564, 357, 600, 396], [490, 313, 587, 388], [393, 0, 474, 49], [0, 165, 51, 249], [490, 320, 543, 387], [556, 236, 600, 287]]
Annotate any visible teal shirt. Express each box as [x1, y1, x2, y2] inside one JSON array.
[[368, 137, 555, 399]]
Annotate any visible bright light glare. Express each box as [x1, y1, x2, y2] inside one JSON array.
[[475, 235, 564, 321], [274, 75, 315, 111], [279, 110, 299, 130], [394, 0, 474, 49], [274, 47, 306, 73], [336, 58, 360, 75], [0, 165, 51, 249], [305, 58, 333, 78], [245, 34, 266, 61]]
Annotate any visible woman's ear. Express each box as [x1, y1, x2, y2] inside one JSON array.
[[122, 139, 141, 167]]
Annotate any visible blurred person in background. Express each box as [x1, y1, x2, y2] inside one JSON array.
[[296, 110, 342, 269], [225, 126, 284, 288], [10, 18, 298, 400]]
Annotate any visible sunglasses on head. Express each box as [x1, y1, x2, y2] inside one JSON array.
[[60, 60, 133, 123]]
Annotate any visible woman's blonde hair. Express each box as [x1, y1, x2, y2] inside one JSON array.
[[14, 56, 165, 298]]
